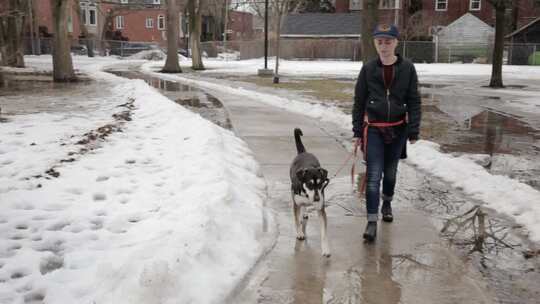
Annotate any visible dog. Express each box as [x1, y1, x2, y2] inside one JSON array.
[[290, 128, 330, 257]]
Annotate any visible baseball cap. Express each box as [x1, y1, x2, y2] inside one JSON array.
[[373, 24, 399, 39]]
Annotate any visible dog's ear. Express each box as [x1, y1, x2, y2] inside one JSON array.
[[296, 169, 306, 181], [318, 168, 328, 180]]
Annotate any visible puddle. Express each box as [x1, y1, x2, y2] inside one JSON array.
[[482, 84, 527, 89], [419, 83, 452, 89], [0, 78, 113, 116], [0, 76, 92, 96], [107, 70, 231, 129], [421, 93, 540, 190]]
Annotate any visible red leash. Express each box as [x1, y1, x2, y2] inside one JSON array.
[[330, 118, 406, 197]]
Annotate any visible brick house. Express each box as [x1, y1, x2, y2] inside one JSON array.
[[32, 0, 83, 38], [327, 0, 539, 37], [104, 1, 169, 43], [228, 11, 254, 40], [25, 0, 223, 46]]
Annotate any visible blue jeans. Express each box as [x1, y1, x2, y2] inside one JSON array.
[[365, 127, 407, 222]]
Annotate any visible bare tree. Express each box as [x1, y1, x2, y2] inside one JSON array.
[[487, 0, 513, 88], [162, 0, 182, 72], [96, 0, 153, 55], [73, 0, 94, 57], [0, 13, 9, 66], [402, 11, 426, 41], [0, 0, 29, 67], [188, 0, 204, 70], [51, 0, 76, 82], [246, 0, 277, 34], [361, 0, 378, 63], [271, 0, 296, 83], [206, 0, 226, 41]]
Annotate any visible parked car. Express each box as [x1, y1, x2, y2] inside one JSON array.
[[110, 42, 158, 57], [70, 45, 88, 55], [178, 48, 208, 58]]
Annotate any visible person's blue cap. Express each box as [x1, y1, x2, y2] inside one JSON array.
[[373, 24, 399, 39]]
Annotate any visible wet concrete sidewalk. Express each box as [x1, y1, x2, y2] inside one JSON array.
[[211, 91, 496, 303]]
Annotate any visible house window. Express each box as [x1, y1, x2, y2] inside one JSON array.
[[88, 7, 96, 26], [80, 2, 97, 26], [81, 7, 87, 25], [116, 15, 124, 29], [470, 0, 481, 11], [380, 0, 399, 9], [158, 15, 165, 30], [146, 17, 154, 28], [350, 0, 362, 10], [435, 0, 447, 11], [68, 13, 73, 32]]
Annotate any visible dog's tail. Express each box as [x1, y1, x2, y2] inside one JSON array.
[[294, 128, 306, 154]]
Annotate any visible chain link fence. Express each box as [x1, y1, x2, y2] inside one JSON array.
[[20, 37, 540, 66]]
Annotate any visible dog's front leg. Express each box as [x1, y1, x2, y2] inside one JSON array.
[[292, 194, 305, 240], [318, 207, 330, 257]]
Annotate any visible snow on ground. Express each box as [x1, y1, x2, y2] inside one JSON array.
[[198, 57, 540, 80], [0, 56, 269, 304], [2, 54, 540, 303], [141, 58, 540, 243], [408, 141, 540, 242]]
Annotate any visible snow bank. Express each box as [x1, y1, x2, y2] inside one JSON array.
[[0, 56, 270, 304]]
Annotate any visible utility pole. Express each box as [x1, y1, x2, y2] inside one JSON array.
[[264, 0, 268, 69], [257, 0, 272, 76], [223, 0, 228, 57]]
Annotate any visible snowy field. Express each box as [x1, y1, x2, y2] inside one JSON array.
[[2, 55, 540, 303], [198, 56, 540, 80], [0, 56, 270, 304]]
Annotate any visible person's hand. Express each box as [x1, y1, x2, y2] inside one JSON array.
[[409, 139, 417, 144]]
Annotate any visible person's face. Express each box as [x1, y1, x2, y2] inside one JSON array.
[[374, 37, 398, 58]]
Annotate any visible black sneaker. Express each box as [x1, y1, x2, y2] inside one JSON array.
[[381, 201, 393, 223], [363, 221, 377, 242]]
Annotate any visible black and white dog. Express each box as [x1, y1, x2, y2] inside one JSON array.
[[290, 128, 330, 257]]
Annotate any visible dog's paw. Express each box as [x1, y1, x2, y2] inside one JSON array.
[[296, 233, 306, 240]]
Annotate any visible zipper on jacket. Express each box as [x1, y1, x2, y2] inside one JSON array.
[[386, 89, 391, 122], [383, 65, 395, 122]]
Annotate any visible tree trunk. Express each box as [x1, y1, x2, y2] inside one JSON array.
[[32, 0, 40, 55], [489, 6, 505, 88], [3, 0, 27, 67], [100, 10, 114, 56], [0, 17, 8, 66], [189, 0, 204, 70], [162, 0, 182, 73], [73, 0, 94, 57], [361, 0, 378, 63], [51, 0, 76, 82]]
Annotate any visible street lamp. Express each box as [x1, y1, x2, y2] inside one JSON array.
[[257, 0, 273, 76], [264, 0, 268, 69]]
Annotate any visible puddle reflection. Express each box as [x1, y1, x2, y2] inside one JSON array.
[[421, 92, 540, 190]]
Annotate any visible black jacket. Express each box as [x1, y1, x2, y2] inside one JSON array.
[[352, 55, 421, 140]]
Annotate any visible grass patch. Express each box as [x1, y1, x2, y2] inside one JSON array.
[[233, 76, 354, 104]]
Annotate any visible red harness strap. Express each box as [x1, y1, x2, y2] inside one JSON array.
[[354, 117, 405, 196]]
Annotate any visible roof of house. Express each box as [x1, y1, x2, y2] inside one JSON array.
[[439, 13, 493, 34], [506, 17, 540, 38], [281, 13, 362, 37]]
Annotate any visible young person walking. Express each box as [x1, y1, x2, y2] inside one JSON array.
[[352, 24, 422, 242]]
